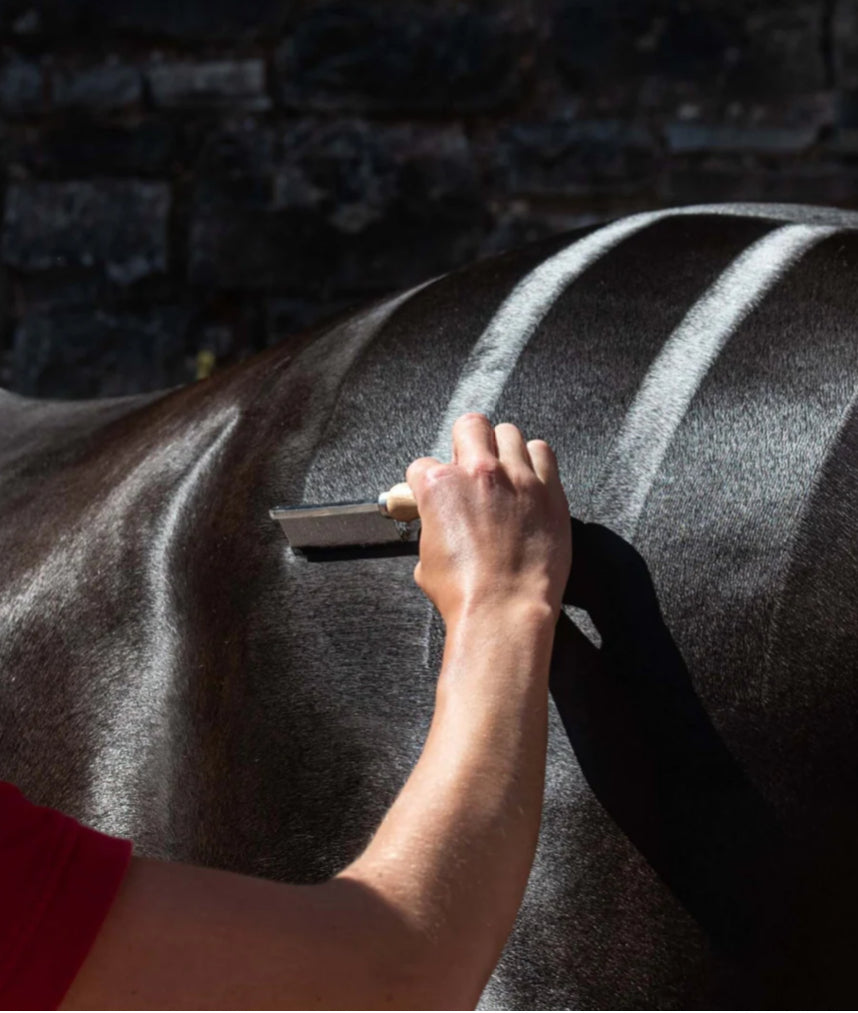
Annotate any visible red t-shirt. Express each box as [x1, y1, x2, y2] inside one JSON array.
[[0, 781, 133, 1010]]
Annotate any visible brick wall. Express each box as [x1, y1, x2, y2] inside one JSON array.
[[0, 0, 855, 397]]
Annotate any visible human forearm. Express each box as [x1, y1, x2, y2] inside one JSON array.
[[338, 599, 557, 1008], [61, 416, 570, 1012], [60, 603, 557, 1012]]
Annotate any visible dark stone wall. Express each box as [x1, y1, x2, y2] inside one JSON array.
[[0, 0, 855, 397]]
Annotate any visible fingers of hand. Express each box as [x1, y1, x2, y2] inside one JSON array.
[[494, 422, 535, 479], [451, 414, 535, 488], [527, 438, 559, 488], [451, 412, 497, 469], [407, 425, 564, 501]]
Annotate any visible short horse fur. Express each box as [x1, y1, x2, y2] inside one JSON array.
[[3, 202, 858, 1008]]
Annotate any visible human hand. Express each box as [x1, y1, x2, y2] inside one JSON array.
[[405, 413, 572, 626]]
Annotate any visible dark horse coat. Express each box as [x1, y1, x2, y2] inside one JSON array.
[[3, 202, 858, 1008]]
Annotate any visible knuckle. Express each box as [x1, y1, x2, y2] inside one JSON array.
[[470, 461, 502, 488], [406, 456, 438, 480], [469, 458, 502, 480], [425, 462, 456, 484]]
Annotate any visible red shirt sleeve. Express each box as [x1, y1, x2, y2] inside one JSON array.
[[0, 781, 133, 1010]]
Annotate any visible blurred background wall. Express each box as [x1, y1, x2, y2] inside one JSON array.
[[0, 0, 854, 398]]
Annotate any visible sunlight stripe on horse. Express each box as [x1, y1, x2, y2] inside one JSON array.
[[428, 203, 858, 464], [423, 204, 856, 660], [587, 223, 842, 541]]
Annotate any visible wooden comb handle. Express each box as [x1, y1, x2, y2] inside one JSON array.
[[378, 482, 419, 521]]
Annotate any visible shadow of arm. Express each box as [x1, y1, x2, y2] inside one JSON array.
[[547, 517, 789, 966]]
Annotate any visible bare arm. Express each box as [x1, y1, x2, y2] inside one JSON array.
[[61, 413, 571, 1010], [339, 598, 557, 1006], [61, 602, 555, 1010]]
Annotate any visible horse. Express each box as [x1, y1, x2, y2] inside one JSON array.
[[3, 201, 858, 1008]]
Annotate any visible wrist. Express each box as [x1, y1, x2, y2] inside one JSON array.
[[437, 598, 558, 706], [445, 596, 559, 636]]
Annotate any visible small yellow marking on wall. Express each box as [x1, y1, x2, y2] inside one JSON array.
[[196, 349, 216, 380]]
